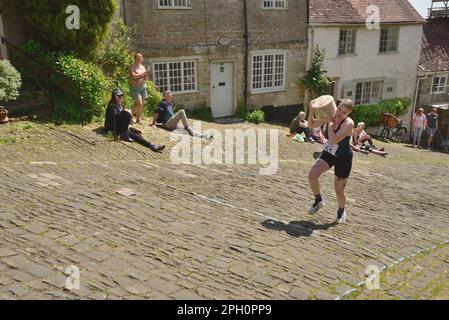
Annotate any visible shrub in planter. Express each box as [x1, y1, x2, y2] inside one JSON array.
[[0, 60, 22, 123]]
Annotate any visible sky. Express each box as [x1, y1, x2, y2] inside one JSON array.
[[408, 0, 433, 18]]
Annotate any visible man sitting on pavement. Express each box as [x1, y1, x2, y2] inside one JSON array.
[[289, 111, 315, 142], [151, 90, 212, 140]]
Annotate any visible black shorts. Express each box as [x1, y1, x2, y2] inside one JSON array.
[[320, 151, 353, 179]]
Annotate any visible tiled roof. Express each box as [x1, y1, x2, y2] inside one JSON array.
[[309, 0, 425, 24], [420, 18, 449, 71]]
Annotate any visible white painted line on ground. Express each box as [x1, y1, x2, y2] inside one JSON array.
[[336, 238, 449, 300]]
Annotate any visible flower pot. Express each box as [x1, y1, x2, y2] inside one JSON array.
[[0, 107, 10, 124]]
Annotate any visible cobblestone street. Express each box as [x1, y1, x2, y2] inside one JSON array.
[[1, 120, 448, 300]]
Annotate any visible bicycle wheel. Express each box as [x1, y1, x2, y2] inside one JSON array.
[[394, 127, 408, 142], [379, 127, 390, 140]]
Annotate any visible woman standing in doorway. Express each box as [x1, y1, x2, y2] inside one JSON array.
[[307, 98, 355, 224], [129, 53, 150, 125]]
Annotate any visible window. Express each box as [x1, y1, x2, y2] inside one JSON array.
[[262, 0, 288, 9], [252, 52, 286, 93], [339, 30, 356, 55], [152, 60, 197, 93], [355, 81, 383, 104], [158, 0, 192, 9], [432, 75, 448, 94], [379, 29, 399, 53]]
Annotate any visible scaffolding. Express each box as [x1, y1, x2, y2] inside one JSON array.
[[429, 0, 449, 18]]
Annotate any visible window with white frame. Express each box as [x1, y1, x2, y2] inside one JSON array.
[[432, 75, 448, 94], [379, 28, 399, 53], [262, 0, 288, 9], [252, 52, 286, 93], [339, 30, 356, 55], [355, 81, 383, 104], [158, 0, 192, 9], [152, 60, 197, 93]]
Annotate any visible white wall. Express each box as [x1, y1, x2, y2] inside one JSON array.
[[310, 24, 423, 126]]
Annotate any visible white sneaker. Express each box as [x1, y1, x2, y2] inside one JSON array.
[[336, 211, 347, 224], [308, 200, 325, 214]]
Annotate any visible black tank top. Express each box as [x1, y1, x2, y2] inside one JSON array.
[[324, 119, 352, 157]]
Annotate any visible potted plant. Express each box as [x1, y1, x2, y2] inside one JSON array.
[[0, 59, 22, 124]]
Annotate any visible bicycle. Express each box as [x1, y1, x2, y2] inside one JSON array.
[[378, 112, 408, 142]]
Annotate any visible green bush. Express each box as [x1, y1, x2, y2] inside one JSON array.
[[22, 0, 116, 60], [246, 110, 265, 124], [351, 98, 412, 127], [0, 60, 22, 102], [53, 54, 112, 122], [144, 83, 163, 117]]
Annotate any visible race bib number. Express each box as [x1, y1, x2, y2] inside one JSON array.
[[323, 141, 339, 156]]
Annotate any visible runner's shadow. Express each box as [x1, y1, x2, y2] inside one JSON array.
[[261, 219, 337, 237]]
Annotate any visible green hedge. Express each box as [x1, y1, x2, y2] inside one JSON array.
[[53, 54, 112, 122], [246, 110, 265, 124], [144, 83, 163, 117], [351, 98, 411, 127]]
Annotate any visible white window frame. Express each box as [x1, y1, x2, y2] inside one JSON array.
[[251, 50, 287, 94], [152, 60, 198, 94], [355, 81, 383, 105], [262, 0, 288, 10], [431, 74, 448, 94], [338, 29, 356, 55], [379, 28, 399, 53], [157, 0, 192, 9]]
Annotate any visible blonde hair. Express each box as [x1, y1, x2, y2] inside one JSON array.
[[416, 108, 424, 114], [298, 111, 306, 118], [357, 122, 365, 129]]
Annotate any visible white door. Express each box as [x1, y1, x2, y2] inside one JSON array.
[[210, 62, 234, 118], [0, 8, 7, 60]]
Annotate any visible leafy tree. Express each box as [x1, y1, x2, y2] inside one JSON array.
[[95, 18, 135, 84], [22, 0, 117, 60], [301, 46, 334, 99]]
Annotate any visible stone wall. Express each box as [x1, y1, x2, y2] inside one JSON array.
[[121, 0, 308, 113]]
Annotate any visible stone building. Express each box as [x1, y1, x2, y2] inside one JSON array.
[[119, 0, 308, 117], [416, 11, 449, 109], [308, 0, 425, 129], [414, 2, 449, 148]]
